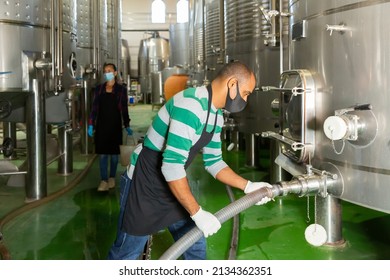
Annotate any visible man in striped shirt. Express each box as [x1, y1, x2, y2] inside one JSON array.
[[108, 61, 272, 260]]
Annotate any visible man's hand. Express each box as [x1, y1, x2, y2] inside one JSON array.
[[191, 207, 221, 237], [244, 181, 273, 205]]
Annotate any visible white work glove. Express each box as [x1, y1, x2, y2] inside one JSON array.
[[244, 181, 273, 205], [191, 207, 221, 238]]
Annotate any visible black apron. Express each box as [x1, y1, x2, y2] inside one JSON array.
[[122, 85, 218, 235]]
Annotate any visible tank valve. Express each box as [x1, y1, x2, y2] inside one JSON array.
[[323, 104, 378, 153], [323, 114, 358, 141]]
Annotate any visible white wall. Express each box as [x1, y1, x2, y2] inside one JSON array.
[[121, 0, 178, 77]]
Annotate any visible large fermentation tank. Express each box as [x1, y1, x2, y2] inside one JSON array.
[[285, 0, 390, 213], [169, 23, 190, 68], [0, 0, 79, 123], [76, 0, 119, 76], [60, 0, 78, 88], [138, 32, 169, 101], [224, 0, 288, 135], [121, 39, 131, 87], [0, 0, 50, 120], [76, 0, 94, 74]]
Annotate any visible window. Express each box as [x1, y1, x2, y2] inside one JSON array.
[[152, 0, 166, 23], [176, 0, 189, 23]]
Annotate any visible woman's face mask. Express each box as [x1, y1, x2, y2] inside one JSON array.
[[104, 72, 115, 82], [224, 82, 247, 113]]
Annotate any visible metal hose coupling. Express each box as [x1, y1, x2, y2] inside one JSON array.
[[277, 168, 343, 198]]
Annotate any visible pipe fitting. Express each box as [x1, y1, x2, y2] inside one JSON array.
[[278, 174, 326, 197], [277, 166, 343, 198], [223, 118, 237, 130], [34, 58, 52, 70]]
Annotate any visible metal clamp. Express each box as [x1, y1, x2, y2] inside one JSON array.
[[261, 86, 309, 95], [326, 24, 351, 36], [262, 131, 306, 151]]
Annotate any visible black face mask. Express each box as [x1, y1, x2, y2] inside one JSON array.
[[224, 82, 247, 113]]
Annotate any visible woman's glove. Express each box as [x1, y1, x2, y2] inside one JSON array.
[[125, 127, 133, 136], [191, 207, 221, 237], [88, 125, 94, 137], [244, 181, 273, 205]]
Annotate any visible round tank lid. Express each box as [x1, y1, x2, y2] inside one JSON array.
[[323, 116, 348, 140], [305, 224, 327, 246]]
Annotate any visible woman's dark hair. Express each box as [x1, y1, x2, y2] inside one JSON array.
[[103, 63, 117, 71]]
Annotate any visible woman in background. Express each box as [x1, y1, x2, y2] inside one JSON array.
[[88, 63, 133, 191]]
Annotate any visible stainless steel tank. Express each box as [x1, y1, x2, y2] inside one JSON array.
[[148, 33, 169, 75], [284, 0, 390, 213], [76, 0, 116, 77], [0, 0, 78, 123], [56, 0, 78, 89], [138, 32, 169, 102], [151, 71, 163, 105], [219, 0, 289, 169], [169, 23, 190, 68], [0, 0, 51, 91], [76, 0, 94, 74], [224, 0, 288, 135], [121, 39, 131, 88], [138, 38, 149, 96]]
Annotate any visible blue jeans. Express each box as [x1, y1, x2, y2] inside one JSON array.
[[107, 172, 206, 260], [99, 154, 118, 181]]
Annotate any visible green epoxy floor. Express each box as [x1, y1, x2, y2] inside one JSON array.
[[1, 104, 390, 260]]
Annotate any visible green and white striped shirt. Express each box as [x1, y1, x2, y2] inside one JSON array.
[[128, 86, 227, 181]]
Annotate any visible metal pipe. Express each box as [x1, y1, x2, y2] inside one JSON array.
[[245, 133, 259, 168], [50, 0, 63, 93], [270, 0, 277, 46], [34, 57, 52, 71], [57, 0, 63, 79], [0, 150, 66, 176], [279, 0, 284, 73], [0, 171, 28, 176], [50, 0, 56, 80], [26, 79, 47, 202], [57, 125, 73, 176], [202, 0, 207, 83], [219, 0, 225, 64], [114, 0, 121, 71], [81, 80, 92, 154], [270, 140, 290, 183], [47, 152, 65, 166], [92, 0, 99, 80], [316, 195, 344, 245]]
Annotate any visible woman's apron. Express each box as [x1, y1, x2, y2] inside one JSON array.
[[122, 85, 218, 235]]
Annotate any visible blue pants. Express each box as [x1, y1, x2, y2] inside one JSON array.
[[99, 154, 118, 181], [107, 172, 206, 260]]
